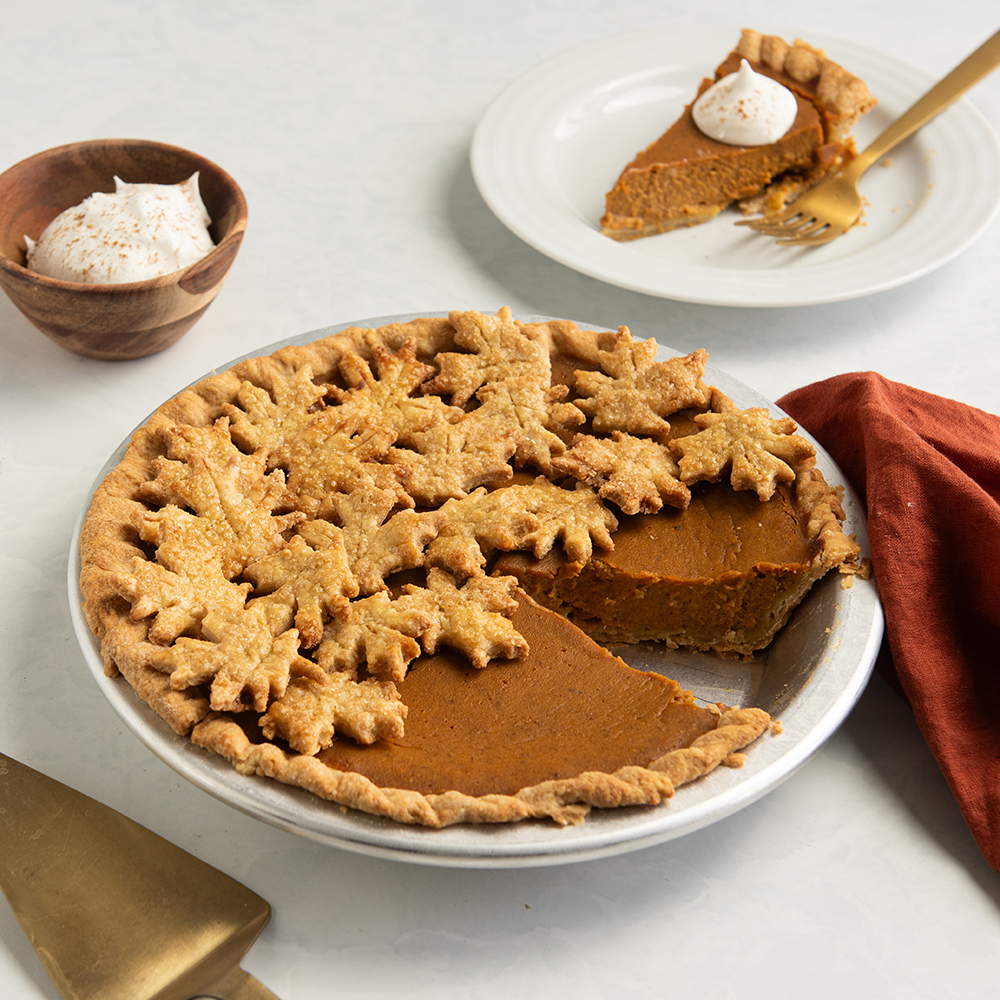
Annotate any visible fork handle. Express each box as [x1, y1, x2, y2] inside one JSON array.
[[849, 27, 1000, 178]]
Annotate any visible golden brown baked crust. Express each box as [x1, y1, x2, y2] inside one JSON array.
[[734, 30, 876, 135], [78, 308, 858, 827], [190, 705, 771, 827]]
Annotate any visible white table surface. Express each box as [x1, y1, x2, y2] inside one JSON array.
[[2, 2, 999, 998]]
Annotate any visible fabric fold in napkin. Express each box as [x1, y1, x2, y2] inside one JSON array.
[[777, 373, 1000, 873]]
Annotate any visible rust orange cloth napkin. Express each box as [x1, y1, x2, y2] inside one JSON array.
[[778, 373, 1000, 872]]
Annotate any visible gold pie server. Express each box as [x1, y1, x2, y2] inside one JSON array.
[[0, 754, 281, 1000], [738, 27, 1000, 245]]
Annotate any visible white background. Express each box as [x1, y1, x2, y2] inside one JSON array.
[[1, 2, 999, 998]]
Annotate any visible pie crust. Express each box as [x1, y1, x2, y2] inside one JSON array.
[[79, 309, 859, 827], [601, 29, 877, 239]]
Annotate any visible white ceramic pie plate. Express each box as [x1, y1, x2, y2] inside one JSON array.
[[470, 25, 1000, 306], [69, 314, 884, 867]]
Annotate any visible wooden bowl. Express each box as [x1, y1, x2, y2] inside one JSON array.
[[0, 139, 247, 360]]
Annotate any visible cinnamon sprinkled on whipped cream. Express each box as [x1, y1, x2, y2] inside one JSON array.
[[25, 173, 214, 284], [692, 59, 798, 147]]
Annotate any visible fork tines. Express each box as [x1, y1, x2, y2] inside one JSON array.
[[736, 214, 847, 246]]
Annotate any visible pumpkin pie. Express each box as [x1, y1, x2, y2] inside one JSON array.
[[601, 29, 876, 239], [78, 309, 859, 828]]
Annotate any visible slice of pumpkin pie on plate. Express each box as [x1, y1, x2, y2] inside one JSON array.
[[601, 28, 876, 238]]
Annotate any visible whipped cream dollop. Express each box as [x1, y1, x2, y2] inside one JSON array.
[[25, 173, 215, 284], [691, 59, 798, 146]]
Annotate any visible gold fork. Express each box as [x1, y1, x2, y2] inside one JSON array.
[[738, 27, 1000, 246]]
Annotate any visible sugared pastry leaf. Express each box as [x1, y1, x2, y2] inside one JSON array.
[[423, 307, 569, 472], [425, 480, 617, 574], [423, 307, 549, 407], [353, 508, 449, 595], [572, 333, 711, 435], [271, 407, 411, 518], [116, 517, 250, 646], [332, 339, 462, 441], [384, 391, 519, 505], [118, 500, 319, 719], [314, 591, 433, 682], [224, 365, 330, 455], [515, 479, 618, 569], [353, 480, 616, 592], [260, 672, 407, 755], [355, 478, 617, 594], [400, 569, 528, 668], [152, 601, 317, 715], [243, 532, 358, 649], [670, 408, 816, 500], [319, 487, 400, 565], [423, 486, 544, 578], [552, 431, 691, 514], [136, 419, 302, 577]]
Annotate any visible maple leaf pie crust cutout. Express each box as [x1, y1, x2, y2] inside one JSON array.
[[79, 309, 859, 828]]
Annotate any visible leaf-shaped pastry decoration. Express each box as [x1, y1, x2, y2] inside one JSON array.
[[552, 431, 691, 514], [352, 480, 617, 593], [314, 591, 433, 682], [243, 531, 358, 649], [400, 569, 528, 668], [515, 479, 618, 569], [572, 332, 710, 436], [137, 418, 302, 577], [224, 364, 330, 455], [149, 599, 319, 715], [332, 339, 460, 440], [423, 307, 569, 472], [260, 672, 407, 754], [271, 406, 411, 518], [117, 517, 250, 646], [669, 408, 816, 500], [384, 390, 519, 505]]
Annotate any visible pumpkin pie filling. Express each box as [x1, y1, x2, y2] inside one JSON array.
[[317, 593, 721, 798], [602, 86, 824, 236], [495, 481, 823, 653]]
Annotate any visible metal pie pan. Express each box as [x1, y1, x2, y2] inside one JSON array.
[[68, 313, 884, 867]]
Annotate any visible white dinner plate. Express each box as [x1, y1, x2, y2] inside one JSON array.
[[470, 25, 1000, 306], [69, 314, 884, 868]]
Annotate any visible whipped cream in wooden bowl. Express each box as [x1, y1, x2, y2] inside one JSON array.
[[25, 173, 215, 284]]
